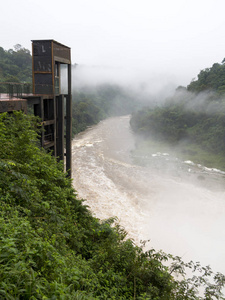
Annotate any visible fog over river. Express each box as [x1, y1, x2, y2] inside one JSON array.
[[72, 115, 225, 275]]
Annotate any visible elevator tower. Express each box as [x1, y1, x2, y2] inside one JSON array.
[[30, 40, 72, 177]]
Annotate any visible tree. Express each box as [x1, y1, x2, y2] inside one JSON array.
[[0, 44, 32, 83]]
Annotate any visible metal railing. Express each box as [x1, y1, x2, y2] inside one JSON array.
[[0, 82, 32, 99]]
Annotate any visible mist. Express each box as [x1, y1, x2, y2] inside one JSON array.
[[167, 87, 225, 114], [68, 51, 225, 278], [67, 51, 225, 298], [71, 63, 225, 118], [72, 64, 177, 104]]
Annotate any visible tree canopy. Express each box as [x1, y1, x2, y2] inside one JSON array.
[[0, 44, 32, 83], [187, 61, 225, 95]]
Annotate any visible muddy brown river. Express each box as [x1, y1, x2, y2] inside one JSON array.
[[72, 115, 225, 275]]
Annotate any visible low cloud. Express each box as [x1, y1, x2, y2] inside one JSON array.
[[72, 64, 178, 104]]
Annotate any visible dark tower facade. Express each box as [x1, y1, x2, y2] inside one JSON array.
[[29, 40, 72, 177], [32, 40, 71, 95]]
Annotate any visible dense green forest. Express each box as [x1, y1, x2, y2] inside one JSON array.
[[130, 60, 225, 170], [1, 111, 225, 299], [0, 44, 32, 83], [187, 60, 225, 94]]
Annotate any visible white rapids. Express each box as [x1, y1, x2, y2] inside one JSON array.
[[72, 115, 225, 275]]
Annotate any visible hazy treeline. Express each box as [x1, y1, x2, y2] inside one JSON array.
[[1, 111, 224, 299], [0, 44, 32, 83], [71, 83, 143, 135], [130, 61, 225, 169]]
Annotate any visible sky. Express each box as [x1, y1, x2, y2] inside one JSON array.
[[2, 0, 225, 89]]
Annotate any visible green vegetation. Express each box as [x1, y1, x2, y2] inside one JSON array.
[[187, 60, 225, 95], [130, 60, 225, 170], [130, 101, 225, 168], [72, 84, 141, 135], [1, 111, 225, 299], [0, 44, 32, 83]]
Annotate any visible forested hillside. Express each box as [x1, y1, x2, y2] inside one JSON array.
[[187, 60, 225, 94], [130, 60, 225, 170], [0, 44, 32, 83], [72, 84, 141, 135], [1, 111, 224, 299]]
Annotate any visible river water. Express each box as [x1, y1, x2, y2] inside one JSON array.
[[72, 115, 225, 275]]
